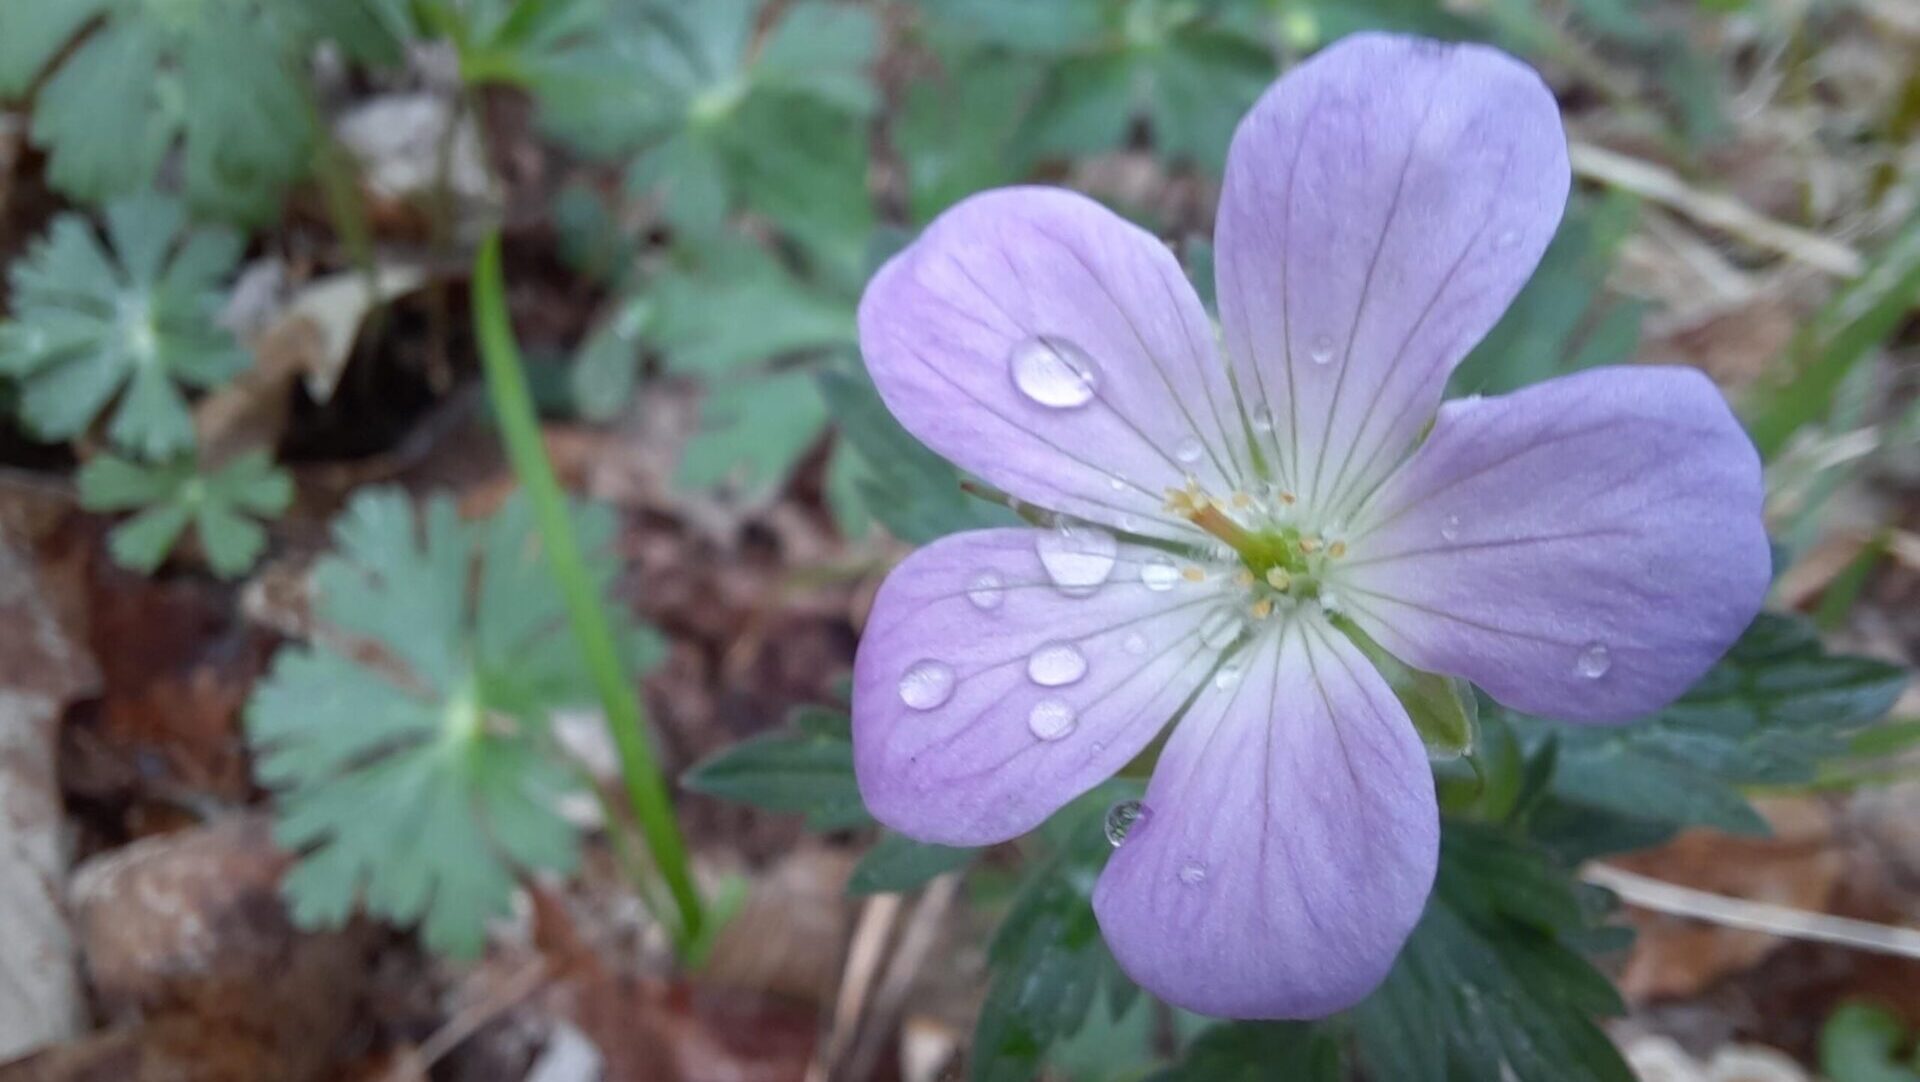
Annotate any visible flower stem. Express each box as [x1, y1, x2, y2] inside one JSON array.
[[471, 233, 705, 954]]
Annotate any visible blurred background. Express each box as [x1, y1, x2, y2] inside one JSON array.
[[0, 1, 1917, 1080]]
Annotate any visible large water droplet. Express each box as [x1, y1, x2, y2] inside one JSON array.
[[966, 570, 1005, 611], [1105, 800, 1145, 847], [1174, 436, 1204, 464], [1440, 514, 1461, 542], [1027, 698, 1078, 740], [1140, 555, 1179, 592], [1251, 407, 1274, 434], [1010, 336, 1098, 408], [1199, 607, 1244, 649], [1576, 642, 1612, 679], [1036, 526, 1118, 595], [1123, 631, 1149, 656], [898, 660, 956, 710], [1027, 642, 1088, 686], [1309, 335, 1336, 365], [1178, 861, 1208, 885]]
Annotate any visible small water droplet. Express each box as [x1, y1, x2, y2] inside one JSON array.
[[1213, 666, 1243, 691], [1199, 607, 1244, 649], [1108, 474, 1128, 491], [1105, 800, 1145, 847], [1576, 642, 1612, 679], [1140, 556, 1180, 592], [1178, 860, 1208, 885], [1251, 407, 1274, 434], [1123, 631, 1149, 656], [966, 570, 1005, 610], [1318, 589, 1341, 613], [1440, 514, 1461, 542], [1036, 526, 1118, 595], [1028, 698, 1078, 740], [1309, 335, 1336, 365], [898, 660, 956, 710], [1027, 642, 1088, 686], [1174, 437, 1204, 464], [1494, 229, 1520, 250], [1009, 335, 1098, 408]]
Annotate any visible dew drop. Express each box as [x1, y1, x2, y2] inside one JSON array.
[[966, 570, 1005, 611], [1027, 698, 1078, 741], [1123, 631, 1149, 656], [1178, 861, 1208, 885], [1309, 335, 1336, 365], [1027, 642, 1089, 687], [1108, 474, 1128, 491], [1105, 800, 1145, 847], [1174, 436, 1205, 464], [898, 660, 956, 710], [1199, 607, 1244, 649], [1494, 229, 1520, 250], [1251, 407, 1274, 434], [1009, 335, 1098, 408], [1213, 665, 1243, 691], [1576, 642, 1612, 679], [1036, 526, 1118, 595], [1440, 514, 1461, 542], [1140, 555, 1180, 592]]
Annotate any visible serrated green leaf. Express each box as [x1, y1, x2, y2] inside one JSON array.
[[894, 57, 1045, 224], [681, 722, 871, 831], [568, 296, 653, 422], [679, 369, 832, 494], [755, 2, 878, 115], [1149, 1022, 1344, 1081], [650, 241, 855, 374], [0, 0, 111, 97], [1348, 821, 1633, 1082], [247, 488, 648, 955], [1507, 612, 1907, 845], [1, 194, 249, 458], [1821, 1003, 1920, 1082], [847, 833, 977, 896], [78, 450, 290, 578]]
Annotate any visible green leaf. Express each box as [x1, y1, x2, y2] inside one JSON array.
[[0, 194, 249, 458], [1746, 204, 1920, 458], [1506, 612, 1908, 844], [1348, 820, 1633, 1082], [894, 57, 1045, 224], [79, 450, 291, 578], [974, 784, 1140, 1082], [1451, 192, 1643, 397], [679, 370, 831, 494], [681, 710, 871, 831], [247, 488, 652, 956], [649, 241, 855, 374], [567, 296, 653, 422], [847, 833, 978, 896], [15, 0, 314, 220], [1821, 1003, 1920, 1082], [1149, 1022, 1344, 1081]]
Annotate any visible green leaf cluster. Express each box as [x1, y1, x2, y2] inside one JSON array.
[[78, 450, 291, 577], [246, 487, 663, 955], [0, 0, 316, 221]]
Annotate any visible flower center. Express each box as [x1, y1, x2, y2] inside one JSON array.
[[1164, 480, 1349, 618]]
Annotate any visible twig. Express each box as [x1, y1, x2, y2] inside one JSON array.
[[809, 893, 904, 1082], [1585, 863, 1920, 961], [406, 956, 553, 1076], [1569, 141, 1864, 278], [842, 873, 965, 1082]]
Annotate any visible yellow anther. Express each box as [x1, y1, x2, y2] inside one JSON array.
[[1230, 491, 1253, 509], [1265, 567, 1292, 591], [1249, 598, 1275, 620], [1299, 536, 1322, 554], [1329, 540, 1348, 558], [1278, 490, 1297, 505], [1181, 566, 1206, 583], [1234, 569, 1255, 589]]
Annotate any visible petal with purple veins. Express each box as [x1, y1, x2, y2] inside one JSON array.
[[1214, 33, 1570, 518], [853, 528, 1243, 846], [1337, 365, 1771, 724], [859, 187, 1252, 541], [1093, 615, 1438, 1019]]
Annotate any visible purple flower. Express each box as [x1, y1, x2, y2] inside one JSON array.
[[850, 33, 1769, 1019]]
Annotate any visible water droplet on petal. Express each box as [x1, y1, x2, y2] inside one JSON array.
[[1027, 642, 1088, 686], [1027, 698, 1078, 740], [966, 570, 1005, 610], [1108, 474, 1128, 491], [1140, 556, 1179, 592], [1251, 407, 1274, 434], [1213, 665, 1243, 691], [1036, 526, 1118, 595], [1495, 229, 1520, 250], [1174, 437, 1204, 464], [1009, 336, 1098, 408], [1123, 631, 1149, 656], [1105, 800, 1145, 847], [1178, 860, 1208, 885], [1440, 514, 1461, 542], [898, 660, 956, 710], [1576, 642, 1612, 679], [1199, 607, 1244, 649], [1309, 335, 1336, 365]]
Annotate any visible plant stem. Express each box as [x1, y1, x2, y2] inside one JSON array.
[[471, 233, 705, 952]]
